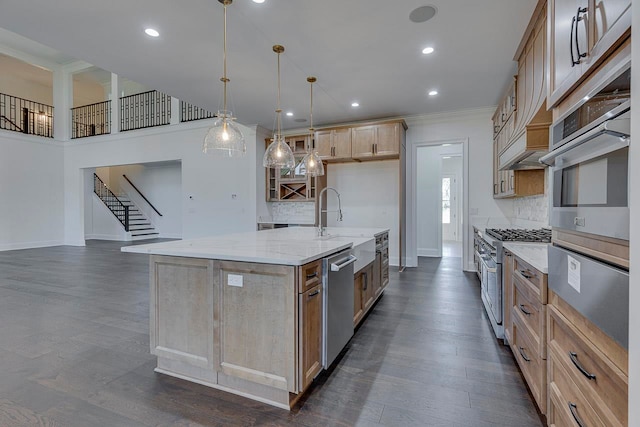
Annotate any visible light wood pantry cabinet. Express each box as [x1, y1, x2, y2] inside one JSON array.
[[507, 253, 549, 414], [266, 135, 326, 202], [547, 0, 630, 107], [315, 128, 352, 161], [298, 283, 322, 391], [351, 122, 402, 160], [547, 291, 628, 427]]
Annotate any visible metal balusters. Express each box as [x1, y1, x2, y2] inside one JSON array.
[[71, 100, 111, 139], [93, 174, 130, 231], [180, 101, 216, 122], [120, 90, 171, 132], [0, 92, 54, 138]]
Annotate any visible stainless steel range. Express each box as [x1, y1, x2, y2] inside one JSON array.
[[474, 227, 551, 341]]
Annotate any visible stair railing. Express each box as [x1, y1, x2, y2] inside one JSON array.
[[93, 174, 130, 231], [122, 175, 163, 216]]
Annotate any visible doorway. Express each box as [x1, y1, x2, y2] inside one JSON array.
[[414, 141, 466, 264]]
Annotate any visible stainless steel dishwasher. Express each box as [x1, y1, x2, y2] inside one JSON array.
[[322, 248, 357, 368]]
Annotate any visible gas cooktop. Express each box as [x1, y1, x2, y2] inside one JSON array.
[[485, 228, 551, 243]]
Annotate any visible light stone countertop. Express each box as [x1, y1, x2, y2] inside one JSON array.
[[121, 226, 388, 266], [502, 242, 549, 274]]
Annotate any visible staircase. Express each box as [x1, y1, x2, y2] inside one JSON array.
[[93, 174, 159, 240], [114, 195, 159, 240]]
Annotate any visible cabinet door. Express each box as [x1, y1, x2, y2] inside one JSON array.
[[315, 130, 333, 159], [351, 126, 376, 158], [375, 123, 400, 157], [353, 271, 364, 326], [493, 140, 500, 197], [332, 128, 352, 160], [362, 263, 375, 311], [299, 284, 323, 391], [503, 251, 514, 344], [373, 252, 382, 298], [588, 0, 631, 68], [548, 0, 586, 107]]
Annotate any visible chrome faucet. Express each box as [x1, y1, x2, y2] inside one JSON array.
[[317, 187, 343, 236]]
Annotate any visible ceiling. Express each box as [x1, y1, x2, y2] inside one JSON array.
[[0, 0, 537, 130]]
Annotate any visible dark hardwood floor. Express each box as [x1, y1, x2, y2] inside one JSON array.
[[0, 240, 544, 426]]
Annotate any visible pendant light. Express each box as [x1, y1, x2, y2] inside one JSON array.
[[203, 0, 245, 157], [301, 77, 325, 176], [263, 45, 296, 169]]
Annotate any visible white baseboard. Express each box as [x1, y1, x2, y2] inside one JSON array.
[[159, 233, 182, 239], [417, 248, 440, 257], [464, 261, 477, 272], [0, 240, 65, 252], [85, 234, 127, 241]]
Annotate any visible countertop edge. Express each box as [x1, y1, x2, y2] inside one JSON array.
[[503, 242, 549, 274]]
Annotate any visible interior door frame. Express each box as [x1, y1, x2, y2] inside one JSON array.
[[407, 138, 469, 269]]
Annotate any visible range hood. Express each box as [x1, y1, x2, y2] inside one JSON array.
[[498, 97, 551, 171]]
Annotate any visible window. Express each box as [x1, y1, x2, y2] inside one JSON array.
[[442, 177, 451, 224]]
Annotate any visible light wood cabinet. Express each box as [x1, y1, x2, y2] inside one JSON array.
[[547, 0, 630, 107], [316, 128, 352, 161], [547, 292, 628, 427], [353, 231, 389, 327], [298, 283, 323, 392], [266, 135, 326, 202], [506, 252, 548, 414], [352, 122, 401, 160]]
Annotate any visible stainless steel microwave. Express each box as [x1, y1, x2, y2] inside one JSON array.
[[541, 111, 630, 241]]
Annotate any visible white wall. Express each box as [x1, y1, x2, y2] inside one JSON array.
[[63, 119, 258, 245], [85, 193, 128, 240], [442, 155, 463, 242], [327, 160, 400, 266], [406, 108, 513, 269], [0, 131, 64, 250], [628, 5, 639, 425]]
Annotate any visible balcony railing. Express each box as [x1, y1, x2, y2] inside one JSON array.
[[181, 101, 216, 123], [120, 90, 171, 132], [71, 100, 111, 139], [0, 92, 54, 138]]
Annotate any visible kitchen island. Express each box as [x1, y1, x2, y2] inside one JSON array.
[[122, 226, 389, 409]]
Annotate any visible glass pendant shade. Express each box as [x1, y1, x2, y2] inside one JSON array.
[[203, 111, 245, 157], [302, 150, 324, 176], [263, 135, 296, 168]]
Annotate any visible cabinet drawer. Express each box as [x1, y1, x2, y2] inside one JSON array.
[[511, 313, 546, 414], [512, 272, 546, 359], [548, 351, 608, 427], [547, 305, 627, 426], [513, 256, 546, 303], [299, 260, 322, 293]]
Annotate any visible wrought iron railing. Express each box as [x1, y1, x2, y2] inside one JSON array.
[[180, 101, 216, 122], [0, 92, 54, 138], [120, 90, 171, 132], [94, 173, 129, 231], [122, 174, 163, 216], [71, 100, 111, 139]]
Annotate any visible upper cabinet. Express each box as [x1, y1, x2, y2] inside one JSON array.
[[316, 128, 352, 161], [352, 122, 402, 160], [547, 0, 630, 107]]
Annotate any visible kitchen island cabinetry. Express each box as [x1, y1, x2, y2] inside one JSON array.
[[547, 0, 630, 107], [354, 231, 389, 327], [123, 227, 387, 410]]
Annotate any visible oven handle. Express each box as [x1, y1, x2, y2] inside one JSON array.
[[540, 117, 630, 166]]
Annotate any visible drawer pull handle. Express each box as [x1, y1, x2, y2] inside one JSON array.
[[518, 346, 531, 362], [569, 351, 596, 380], [308, 290, 320, 298], [568, 402, 586, 427], [519, 270, 533, 279], [519, 304, 531, 316], [306, 272, 318, 280]]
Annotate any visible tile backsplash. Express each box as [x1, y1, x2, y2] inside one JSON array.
[[260, 202, 316, 224], [513, 194, 549, 225]]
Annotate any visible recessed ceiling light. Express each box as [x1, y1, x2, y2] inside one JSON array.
[[351, 102, 360, 107], [422, 47, 434, 55], [253, 0, 265, 3], [428, 90, 438, 96], [443, 156, 451, 159], [286, 112, 293, 116], [145, 28, 160, 37], [442, 143, 451, 147]]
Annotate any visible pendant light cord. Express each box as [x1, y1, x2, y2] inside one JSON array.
[[276, 50, 282, 138], [221, 3, 229, 116], [309, 79, 314, 151]]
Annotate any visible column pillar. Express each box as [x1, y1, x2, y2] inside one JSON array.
[[170, 97, 181, 125], [110, 73, 120, 134], [52, 68, 72, 141]]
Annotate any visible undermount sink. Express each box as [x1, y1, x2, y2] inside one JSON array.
[[313, 234, 339, 241]]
